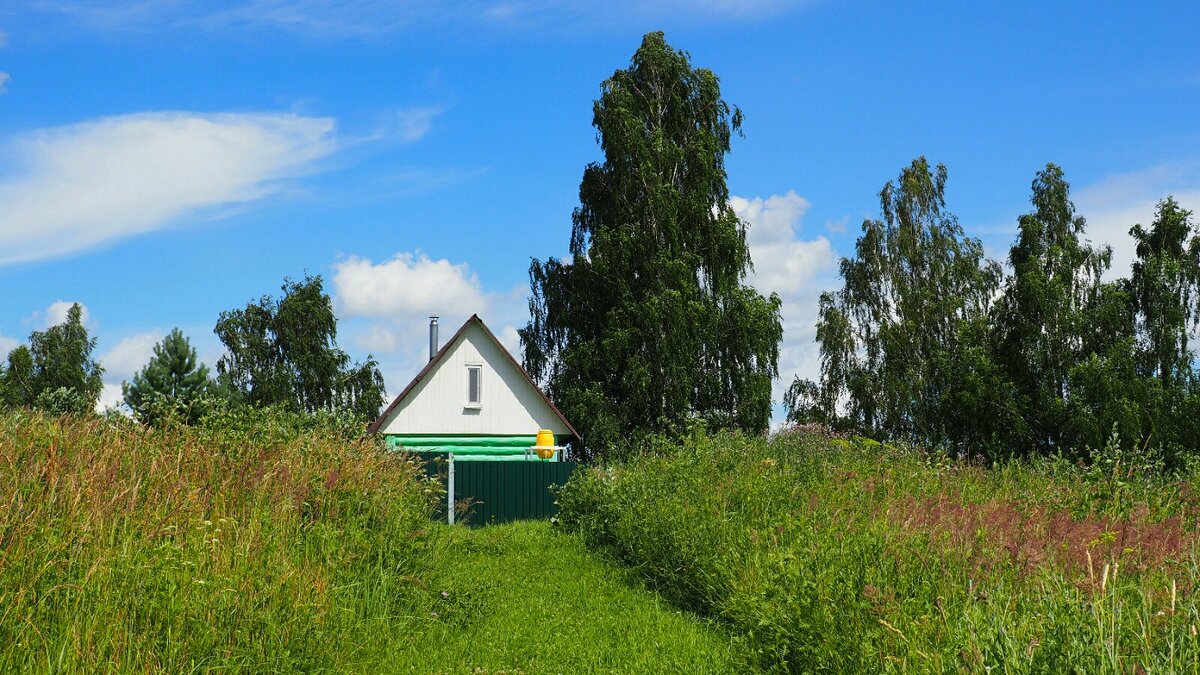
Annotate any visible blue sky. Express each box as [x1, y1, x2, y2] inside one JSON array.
[[1, 1, 1198, 415]]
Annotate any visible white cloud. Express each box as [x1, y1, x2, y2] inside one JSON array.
[[333, 252, 488, 320], [484, 3, 519, 21], [737, 191, 836, 299], [27, 300, 92, 329], [97, 383, 124, 413], [736, 190, 810, 246], [332, 250, 530, 399], [196, 0, 452, 37], [824, 215, 849, 234], [733, 191, 839, 402], [498, 325, 522, 356], [1072, 164, 1200, 279], [393, 106, 444, 143], [481, 0, 808, 28], [0, 112, 337, 266], [97, 328, 224, 414], [728, 166, 1200, 421], [46, 300, 84, 326], [0, 334, 18, 357], [360, 304, 529, 400], [100, 330, 163, 381], [1074, 165, 1185, 213], [357, 323, 399, 354], [335, 193, 839, 410], [356, 306, 527, 401], [971, 163, 1200, 282], [0, 72, 9, 94], [636, 0, 802, 20], [96, 330, 164, 414]]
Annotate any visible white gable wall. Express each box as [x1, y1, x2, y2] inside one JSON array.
[[378, 322, 572, 436]]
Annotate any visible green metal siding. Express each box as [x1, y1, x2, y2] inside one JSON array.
[[408, 452, 577, 525], [456, 460, 577, 525]]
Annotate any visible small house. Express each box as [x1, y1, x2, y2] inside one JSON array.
[[367, 315, 579, 461]]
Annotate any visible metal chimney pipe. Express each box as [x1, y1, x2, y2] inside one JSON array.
[[429, 316, 439, 361]]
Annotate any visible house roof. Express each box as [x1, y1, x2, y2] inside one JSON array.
[[366, 314, 580, 441]]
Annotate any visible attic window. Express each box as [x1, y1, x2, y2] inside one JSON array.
[[466, 364, 482, 408]]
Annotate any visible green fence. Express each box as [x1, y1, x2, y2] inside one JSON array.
[[412, 453, 578, 526]]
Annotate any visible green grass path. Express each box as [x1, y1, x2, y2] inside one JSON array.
[[390, 521, 739, 674]]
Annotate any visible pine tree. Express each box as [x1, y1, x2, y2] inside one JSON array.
[[123, 328, 216, 424]]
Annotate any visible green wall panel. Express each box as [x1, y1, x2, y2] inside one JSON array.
[[408, 451, 578, 525]]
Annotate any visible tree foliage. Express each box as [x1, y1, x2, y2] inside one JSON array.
[[214, 275, 385, 423], [521, 32, 782, 459], [1, 346, 35, 409], [1129, 198, 1200, 389], [791, 158, 1001, 451], [991, 164, 1111, 454], [790, 160, 1200, 465], [123, 328, 218, 425], [1, 303, 103, 413]]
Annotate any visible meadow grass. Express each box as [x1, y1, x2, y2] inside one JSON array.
[[0, 409, 441, 672], [556, 427, 1200, 673], [0, 410, 740, 673]]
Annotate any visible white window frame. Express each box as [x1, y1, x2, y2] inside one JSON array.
[[465, 363, 483, 409]]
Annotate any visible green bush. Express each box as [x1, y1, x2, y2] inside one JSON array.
[[557, 428, 1200, 672]]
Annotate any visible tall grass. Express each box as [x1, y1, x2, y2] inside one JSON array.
[[0, 410, 749, 673], [0, 409, 437, 672], [556, 428, 1200, 672]]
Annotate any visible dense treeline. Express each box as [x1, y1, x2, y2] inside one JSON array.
[[525, 31, 1200, 466], [787, 159, 1200, 464], [4, 31, 1195, 464], [0, 274, 385, 427]]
